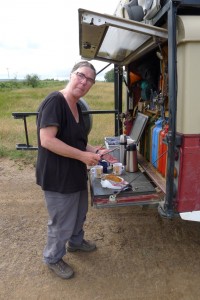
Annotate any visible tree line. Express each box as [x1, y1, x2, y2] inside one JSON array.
[[0, 69, 114, 89]]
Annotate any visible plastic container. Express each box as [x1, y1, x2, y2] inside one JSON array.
[[158, 124, 169, 175], [145, 117, 156, 161], [151, 118, 163, 168], [104, 137, 120, 161], [161, 124, 169, 177]]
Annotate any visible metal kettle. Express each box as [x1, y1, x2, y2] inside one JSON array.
[[124, 142, 138, 172]]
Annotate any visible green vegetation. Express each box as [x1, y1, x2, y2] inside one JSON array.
[[25, 74, 41, 88], [0, 80, 126, 165], [104, 68, 114, 82], [0, 78, 66, 90]]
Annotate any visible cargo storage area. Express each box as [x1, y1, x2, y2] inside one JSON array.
[[79, 6, 168, 208], [79, 1, 200, 214]]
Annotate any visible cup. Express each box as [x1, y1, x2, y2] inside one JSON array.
[[127, 138, 135, 145], [98, 160, 109, 173], [112, 162, 125, 176], [91, 165, 103, 178]]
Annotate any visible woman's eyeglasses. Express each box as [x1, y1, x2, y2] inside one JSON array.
[[75, 72, 95, 85]]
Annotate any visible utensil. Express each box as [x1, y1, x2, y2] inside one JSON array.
[[100, 147, 119, 159]]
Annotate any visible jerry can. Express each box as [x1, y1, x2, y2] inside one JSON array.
[[161, 124, 169, 177], [151, 118, 163, 167], [158, 124, 169, 175], [145, 116, 156, 161]]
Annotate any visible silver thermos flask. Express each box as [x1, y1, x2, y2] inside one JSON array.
[[119, 134, 127, 164], [125, 142, 138, 172]]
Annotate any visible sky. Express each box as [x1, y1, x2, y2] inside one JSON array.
[[0, 0, 118, 81]]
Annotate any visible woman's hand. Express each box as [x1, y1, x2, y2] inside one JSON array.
[[81, 151, 101, 166]]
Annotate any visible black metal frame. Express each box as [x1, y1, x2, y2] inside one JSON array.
[[162, 0, 178, 217], [12, 109, 119, 150], [114, 64, 123, 136]]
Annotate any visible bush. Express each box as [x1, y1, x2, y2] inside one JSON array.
[[104, 69, 114, 82], [25, 74, 40, 88]]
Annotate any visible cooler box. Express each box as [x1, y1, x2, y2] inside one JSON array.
[[105, 136, 121, 161]]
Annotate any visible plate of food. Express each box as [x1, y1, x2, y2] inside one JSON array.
[[101, 174, 128, 190]]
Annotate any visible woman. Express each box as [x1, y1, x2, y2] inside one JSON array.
[[36, 61, 105, 279]]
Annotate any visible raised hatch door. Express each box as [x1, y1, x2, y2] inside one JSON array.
[[78, 8, 168, 66]]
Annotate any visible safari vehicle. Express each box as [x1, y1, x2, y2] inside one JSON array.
[[13, 0, 200, 222], [77, 0, 200, 220]]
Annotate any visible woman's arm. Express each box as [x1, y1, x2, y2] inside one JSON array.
[[40, 126, 100, 166]]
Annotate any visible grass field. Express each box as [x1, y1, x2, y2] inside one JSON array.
[[0, 81, 125, 164]]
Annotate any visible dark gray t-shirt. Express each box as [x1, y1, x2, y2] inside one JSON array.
[[36, 91, 88, 193]]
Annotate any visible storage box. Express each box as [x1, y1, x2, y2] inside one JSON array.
[[104, 137, 120, 161]]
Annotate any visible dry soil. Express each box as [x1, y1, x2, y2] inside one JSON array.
[[1, 157, 200, 300]]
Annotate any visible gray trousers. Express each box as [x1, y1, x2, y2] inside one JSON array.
[[43, 189, 88, 264]]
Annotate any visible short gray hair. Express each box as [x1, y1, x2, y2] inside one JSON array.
[[71, 61, 96, 77]]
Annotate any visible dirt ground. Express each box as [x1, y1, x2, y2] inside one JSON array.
[[1, 157, 200, 300]]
